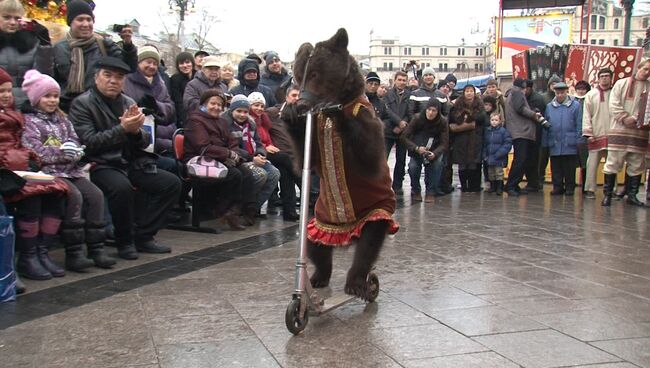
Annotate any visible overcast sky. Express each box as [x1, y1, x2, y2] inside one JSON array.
[[94, 0, 502, 60]]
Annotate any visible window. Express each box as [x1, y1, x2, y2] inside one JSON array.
[[598, 39, 605, 45], [474, 63, 479, 72], [403, 47, 411, 55], [422, 47, 429, 56], [475, 48, 483, 56], [439, 47, 447, 56], [614, 39, 619, 46], [582, 16, 588, 31], [590, 39, 597, 44], [388, 62, 393, 71], [443, 63, 448, 72], [644, 18, 649, 29], [614, 18, 619, 29], [457, 48, 465, 56], [383, 62, 388, 70], [439, 63, 444, 71], [599, 16, 605, 30], [383, 47, 392, 55], [480, 64, 484, 72], [591, 15, 597, 30]]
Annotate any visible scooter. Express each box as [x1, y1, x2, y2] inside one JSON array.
[[284, 106, 380, 335]]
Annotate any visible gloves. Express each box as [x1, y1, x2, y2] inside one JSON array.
[[60, 141, 85, 162], [139, 95, 158, 112], [30, 20, 51, 46]]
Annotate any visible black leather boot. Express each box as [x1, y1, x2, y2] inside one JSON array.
[[16, 236, 52, 280], [495, 180, 504, 195], [86, 221, 116, 268], [615, 173, 629, 199], [61, 221, 94, 272], [601, 173, 617, 207], [15, 274, 26, 294], [37, 234, 65, 277], [626, 175, 645, 206]]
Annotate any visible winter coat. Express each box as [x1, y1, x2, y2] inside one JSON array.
[[407, 84, 436, 118], [223, 110, 267, 161], [68, 87, 151, 169], [182, 70, 227, 114], [366, 92, 392, 138], [401, 110, 449, 158], [122, 71, 176, 154], [169, 71, 194, 125], [259, 65, 290, 97], [21, 109, 85, 178], [449, 99, 487, 165], [505, 86, 539, 141], [228, 58, 277, 106], [483, 125, 512, 167], [183, 110, 238, 163], [0, 29, 53, 107], [53, 36, 137, 112], [0, 107, 68, 203], [383, 87, 411, 139], [542, 96, 583, 156]]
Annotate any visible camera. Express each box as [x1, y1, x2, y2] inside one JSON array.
[[422, 151, 434, 165], [537, 116, 551, 129], [408, 60, 417, 66]]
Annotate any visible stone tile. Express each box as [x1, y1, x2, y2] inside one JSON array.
[[532, 310, 650, 341], [141, 294, 236, 318], [403, 351, 520, 368], [149, 314, 255, 345], [526, 278, 625, 299], [474, 329, 620, 368], [157, 339, 280, 368], [592, 338, 650, 368], [391, 287, 492, 313], [497, 297, 596, 316], [329, 300, 437, 330], [571, 363, 640, 368], [429, 305, 547, 336], [368, 324, 489, 361], [274, 344, 402, 368]]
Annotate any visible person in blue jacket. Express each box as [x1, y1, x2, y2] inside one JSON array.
[[483, 112, 512, 195], [542, 82, 583, 195]]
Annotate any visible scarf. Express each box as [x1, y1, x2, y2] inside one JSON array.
[[66, 32, 104, 93], [242, 122, 256, 155], [596, 85, 610, 102], [250, 111, 273, 147]]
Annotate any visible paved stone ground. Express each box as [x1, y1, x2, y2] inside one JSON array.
[[1, 187, 650, 367]]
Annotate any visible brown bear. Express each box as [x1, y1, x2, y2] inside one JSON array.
[[282, 28, 399, 301]]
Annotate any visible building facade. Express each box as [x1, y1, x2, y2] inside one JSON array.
[[368, 37, 489, 84], [571, 0, 648, 48]]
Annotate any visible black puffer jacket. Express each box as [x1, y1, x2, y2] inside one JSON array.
[[229, 58, 277, 106], [68, 87, 151, 169], [401, 104, 449, 158]]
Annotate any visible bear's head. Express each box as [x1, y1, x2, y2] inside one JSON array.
[[292, 28, 365, 107]]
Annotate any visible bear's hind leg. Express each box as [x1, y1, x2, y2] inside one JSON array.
[[344, 220, 390, 301], [307, 242, 333, 288]]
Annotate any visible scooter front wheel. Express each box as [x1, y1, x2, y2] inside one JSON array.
[[285, 298, 309, 335]]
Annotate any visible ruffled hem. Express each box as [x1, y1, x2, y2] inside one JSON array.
[[307, 209, 399, 247]]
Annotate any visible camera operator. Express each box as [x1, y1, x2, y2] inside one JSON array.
[[504, 78, 548, 196]]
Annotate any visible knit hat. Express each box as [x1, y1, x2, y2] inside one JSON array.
[[425, 98, 441, 111], [445, 73, 457, 84], [246, 53, 263, 64], [66, 0, 95, 26], [513, 78, 526, 88], [21, 69, 60, 106], [366, 72, 380, 83], [422, 67, 435, 76], [138, 46, 160, 64], [0, 67, 11, 86], [194, 50, 209, 58], [437, 79, 449, 89], [547, 75, 562, 87], [265, 51, 280, 64], [229, 94, 250, 111], [247, 92, 266, 106]]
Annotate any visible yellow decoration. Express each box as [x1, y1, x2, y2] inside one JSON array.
[[22, 1, 68, 25]]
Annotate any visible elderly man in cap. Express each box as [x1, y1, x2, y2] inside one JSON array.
[[229, 57, 277, 107], [260, 51, 290, 102], [183, 55, 227, 113], [53, 0, 137, 112], [69, 56, 182, 260]]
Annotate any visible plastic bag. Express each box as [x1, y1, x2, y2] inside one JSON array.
[[0, 215, 16, 303]]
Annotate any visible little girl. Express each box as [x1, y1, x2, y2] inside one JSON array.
[[483, 112, 512, 195], [21, 70, 116, 271]]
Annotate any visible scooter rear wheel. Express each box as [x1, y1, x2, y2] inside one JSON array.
[[367, 273, 380, 302], [285, 298, 309, 335]]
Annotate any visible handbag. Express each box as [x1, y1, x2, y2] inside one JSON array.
[[186, 147, 229, 180]]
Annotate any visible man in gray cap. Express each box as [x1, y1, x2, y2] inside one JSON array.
[[69, 57, 182, 260]]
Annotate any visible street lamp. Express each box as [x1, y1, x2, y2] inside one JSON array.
[[169, 0, 196, 21], [620, 0, 635, 46]]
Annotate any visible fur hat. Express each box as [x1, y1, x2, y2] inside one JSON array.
[[66, 0, 95, 26], [513, 78, 526, 89], [138, 46, 160, 64], [247, 92, 266, 106], [422, 67, 436, 76], [21, 69, 60, 106], [229, 94, 250, 111], [0, 67, 11, 86]]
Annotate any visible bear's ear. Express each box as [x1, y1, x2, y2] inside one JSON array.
[[327, 28, 348, 51]]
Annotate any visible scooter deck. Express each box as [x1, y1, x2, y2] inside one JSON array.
[[311, 292, 355, 315]]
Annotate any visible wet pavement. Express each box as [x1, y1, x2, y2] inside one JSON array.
[[1, 186, 650, 367]]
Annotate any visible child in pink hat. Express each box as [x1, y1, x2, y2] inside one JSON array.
[[21, 69, 116, 272]]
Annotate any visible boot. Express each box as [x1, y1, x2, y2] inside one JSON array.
[[282, 205, 299, 222], [486, 180, 496, 193], [60, 221, 94, 272], [241, 204, 257, 226], [615, 173, 629, 199], [495, 180, 504, 195], [459, 170, 469, 192], [221, 203, 246, 231], [86, 221, 116, 268], [15, 274, 26, 294], [601, 173, 617, 207], [16, 236, 52, 280], [625, 175, 645, 206], [37, 235, 65, 277]]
